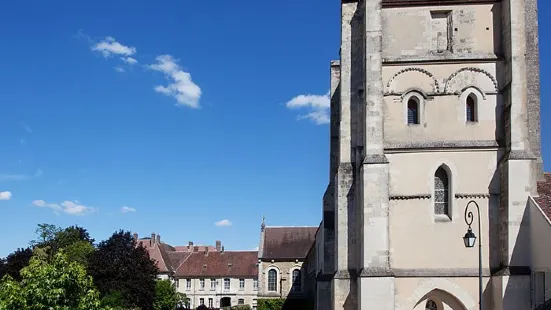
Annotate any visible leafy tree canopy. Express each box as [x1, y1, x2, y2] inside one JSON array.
[[0, 248, 33, 281], [153, 279, 187, 310], [87, 230, 158, 310], [30, 224, 95, 265], [0, 251, 106, 310]]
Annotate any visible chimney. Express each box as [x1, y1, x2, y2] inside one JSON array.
[[204, 247, 209, 256], [188, 241, 193, 250], [216, 240, 221, 251], [156, 234, 161, 244], [194, 246, 199, 252], [151, 233, 156, 246], [133, 233, 138, 241], [221, 246, 225, 254]]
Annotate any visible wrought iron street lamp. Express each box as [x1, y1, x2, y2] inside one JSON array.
[[463, 200, 483, 310]]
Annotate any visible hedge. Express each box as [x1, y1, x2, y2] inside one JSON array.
[[257, 298, 313, 310]]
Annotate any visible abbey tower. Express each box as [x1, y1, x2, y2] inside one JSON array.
[[315, 0, 543, 309]]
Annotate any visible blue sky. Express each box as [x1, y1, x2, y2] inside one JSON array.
[[0, 1, 549, 257]]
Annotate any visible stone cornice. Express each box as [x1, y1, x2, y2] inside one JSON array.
[[385, 140, 500, 151], [390, 194, 431, 200], [353, 266, 530, 278], [455, 193, 491, 199]]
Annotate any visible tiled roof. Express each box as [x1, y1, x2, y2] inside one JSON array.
[[174, 251, 258, 278], [535, 172, 551, 219], [261, 226, 317, 260], [135, 236, 221, 274]]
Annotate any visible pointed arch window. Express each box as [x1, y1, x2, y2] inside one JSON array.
[[466, 94, 477, 122], [434, 167, 450, 216], [407, 98, 420, 124]]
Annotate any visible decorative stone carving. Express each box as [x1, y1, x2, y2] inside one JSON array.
[[386, 67, 440, 94], [444, 67, 499, 94]]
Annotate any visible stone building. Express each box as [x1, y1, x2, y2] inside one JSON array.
[[134, 233, 219, 280], [175, 249, 259, 309], [257, 222, 317, 301], [134, 234, 259, 309], [311, 0, 551, 309]]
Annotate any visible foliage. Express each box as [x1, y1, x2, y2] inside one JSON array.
[[0, 275, 25, 310], [153, 279, 187, 310], [231, 305, 252, 310], [88, 230, 158, 310], [257, 299, 285, 310], [30, 223, 61, 247], [0, 248, 33, 281], [256, 298, 312, 310], [0, 251, 105, 310], [100, 291, 126, 309], [62, 241, 95, 267], [30, 224, 95, 265]]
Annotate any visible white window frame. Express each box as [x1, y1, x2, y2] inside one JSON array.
[[402, 91, 425, 126], [267, 268, 279, 292]]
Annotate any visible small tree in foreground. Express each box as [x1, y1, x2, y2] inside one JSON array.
[[153, 279, 187, 310], [0, 251, 105, 310]]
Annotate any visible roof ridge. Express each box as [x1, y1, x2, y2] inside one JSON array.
[[174, 252, 194, 271]]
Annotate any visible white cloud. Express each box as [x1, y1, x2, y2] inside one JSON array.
[[92, 36, 136, 58], [0, 169, 43, 182], [121, 57, 137, 65], [33, 199, 94, 216], [121, 206, 136, 213], [252, 246, 259, 251], [114, 66, 125, 73], [0, 191, 12, 200], [285, 91, 331, 125], [148, 55, 202, 108], [215, 219, 232, 227]]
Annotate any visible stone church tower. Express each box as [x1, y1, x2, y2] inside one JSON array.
[[316, 0, 543, 309]]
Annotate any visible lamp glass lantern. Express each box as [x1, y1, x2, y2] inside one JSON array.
[[463, 227, 476, 248]]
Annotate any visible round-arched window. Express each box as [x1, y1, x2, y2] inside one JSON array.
[[425, 299, 438, 310]]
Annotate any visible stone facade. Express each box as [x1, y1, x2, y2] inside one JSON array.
[[176, 277, 258, 309], [257, 224, 317, 302], [310, 0, 546, 309]]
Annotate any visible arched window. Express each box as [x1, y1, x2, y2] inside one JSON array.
[[407, 98, 420, 124], [267, 269, 277, 292], [292, 269, 301, 292], [426, 300, 438, 310], [434, 167, 450, 216], [466, 94, 476, 122]]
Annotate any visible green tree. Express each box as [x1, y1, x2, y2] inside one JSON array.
[[87, 230, 158, 310], [0, 251, 105, 310], [0, 248, 33, 281], [30, 224, 95, 265], [30, 223, 61, 246], [153, 279, 185, 310], [0, 275, 26, 310]]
